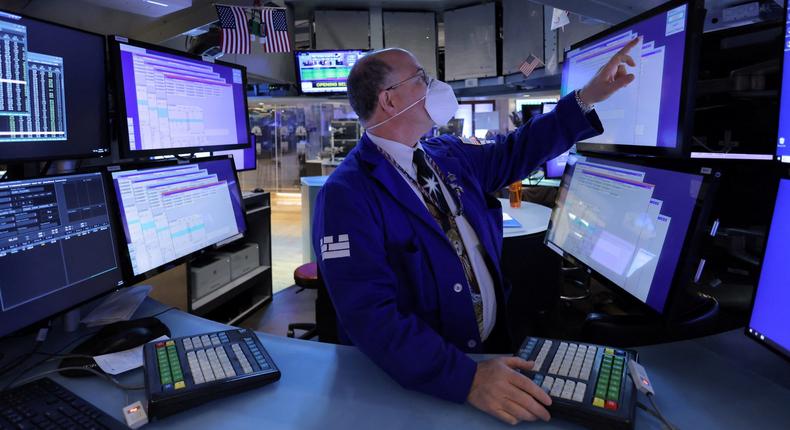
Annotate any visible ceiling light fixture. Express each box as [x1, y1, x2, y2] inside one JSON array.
[[144, 0, 169, 7]]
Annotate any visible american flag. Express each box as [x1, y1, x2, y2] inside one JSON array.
[[216, 5, 250, 55], [261, 7, 291, 53], [519, 54, 544, 78]]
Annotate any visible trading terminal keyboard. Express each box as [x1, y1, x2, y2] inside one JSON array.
[[515, 336, 638, 429], [143, 328, 280, 419], [0, 377, 125, 430]]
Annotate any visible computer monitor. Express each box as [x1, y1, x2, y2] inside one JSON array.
[[214, 135, 257, 172], [521, 104, 543, 124], [109, 37, 252, 158], [295, 50, 367, 95], [776, 1, 790, 163], [541, 102, 557, 114], [0, 10, 110, 162], [746, 176, 790, 359], [109, 156, 247, 278], [545, 154, 717, 314], [561, 0, 703, 157], [0, 172, 124, 337], [544, 146, 573, 179]]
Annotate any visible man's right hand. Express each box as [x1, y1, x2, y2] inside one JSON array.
[[467, 357, 553, 425]]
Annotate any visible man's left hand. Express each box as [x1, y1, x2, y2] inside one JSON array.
[[579, 36, 641, 105]]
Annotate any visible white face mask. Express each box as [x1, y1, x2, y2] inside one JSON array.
[[366, 78, 459, 131]]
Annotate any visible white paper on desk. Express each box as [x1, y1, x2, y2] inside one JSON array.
[[94, 335, 168, 375], [503, 213, 514, 221]]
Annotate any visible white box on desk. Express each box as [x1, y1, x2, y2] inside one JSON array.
[[189, 255, 232, 299], [219, 242, 260, 280]]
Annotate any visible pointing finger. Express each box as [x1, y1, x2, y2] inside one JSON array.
[[606, 37, 641, 69], [613, 73, 636, 89]]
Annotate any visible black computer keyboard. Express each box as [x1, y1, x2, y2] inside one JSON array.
[[0, 377, 126, 430], [143, 328, 281, 419], [515, 336, 639, 429]]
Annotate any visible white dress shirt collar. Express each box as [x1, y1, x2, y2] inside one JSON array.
[[366, 132, 423, 177]]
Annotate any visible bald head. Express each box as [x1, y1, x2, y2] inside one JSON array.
[[346, 48, 418, 122]]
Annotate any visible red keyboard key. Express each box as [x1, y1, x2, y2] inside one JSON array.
[[605, 400, 618, 411], [156, 342, 165, 348]]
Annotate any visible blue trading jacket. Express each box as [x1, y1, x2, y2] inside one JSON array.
[[312, 92, 602, 403]]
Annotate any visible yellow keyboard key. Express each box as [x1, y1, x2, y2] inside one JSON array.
[[592, 397, 605, 408], [174, 381, 186, 390]]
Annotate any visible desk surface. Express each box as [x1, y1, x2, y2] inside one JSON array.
[[499, 198, 553, 238], [1, 299, 788, 430]]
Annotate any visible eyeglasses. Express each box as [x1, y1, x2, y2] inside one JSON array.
[[384, 68, 430, 91]]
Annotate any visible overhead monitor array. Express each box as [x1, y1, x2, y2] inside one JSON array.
[[295, 50, 366, 94]]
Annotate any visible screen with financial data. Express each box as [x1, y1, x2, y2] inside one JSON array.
[[0, 10, 109, 161], [546, 155, 704, 313], [296, 50, 366, 94], [0, 172, 123, 337], [111, 158, 247, 277], [561, 1, 694, 155], [113, 39, 250, 157]]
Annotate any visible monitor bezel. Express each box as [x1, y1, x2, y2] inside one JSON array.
[[108, 36, 253, 159], [0, 9, 111, 163], [0, 170, 126, 338], [565, 0, 705, 158], [744, 167, 790, 362], [102, 155, 249, 284], [294, 49, 369, 96], [544, 153, 721, 317], [213, 135, 257, 172]]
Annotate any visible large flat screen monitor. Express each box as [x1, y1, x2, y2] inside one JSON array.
[[0, 10, 109, 162], [746, 177, 790, 359], [110, 37, 251, 158], [776, 2, 790, 163], [110, 157, 247, 278], [545, 154, 715, 313], [295, 50, 366, 94], [561, 0, 702, 157], [0, 172, 124, 337]]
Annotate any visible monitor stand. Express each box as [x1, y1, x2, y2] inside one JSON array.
[[58, 318, 170, 377], [581, 292, 720, 347]]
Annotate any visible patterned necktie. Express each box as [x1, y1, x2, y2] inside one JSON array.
[[412, 148, 484, 336]]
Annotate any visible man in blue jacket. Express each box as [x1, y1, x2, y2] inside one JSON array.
[[313, 40, 639, 425]]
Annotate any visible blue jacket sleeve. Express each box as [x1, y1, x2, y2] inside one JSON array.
[[452, 91, 603, 194], [313, 179, 477, 404]]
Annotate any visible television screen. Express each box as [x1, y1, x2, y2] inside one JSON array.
[[296, 50, 366, 94]]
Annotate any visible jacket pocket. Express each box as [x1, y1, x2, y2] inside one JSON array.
[[386, 242, 438, 314]]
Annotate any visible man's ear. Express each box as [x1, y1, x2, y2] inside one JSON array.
[[377, 89, 396, 115]]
